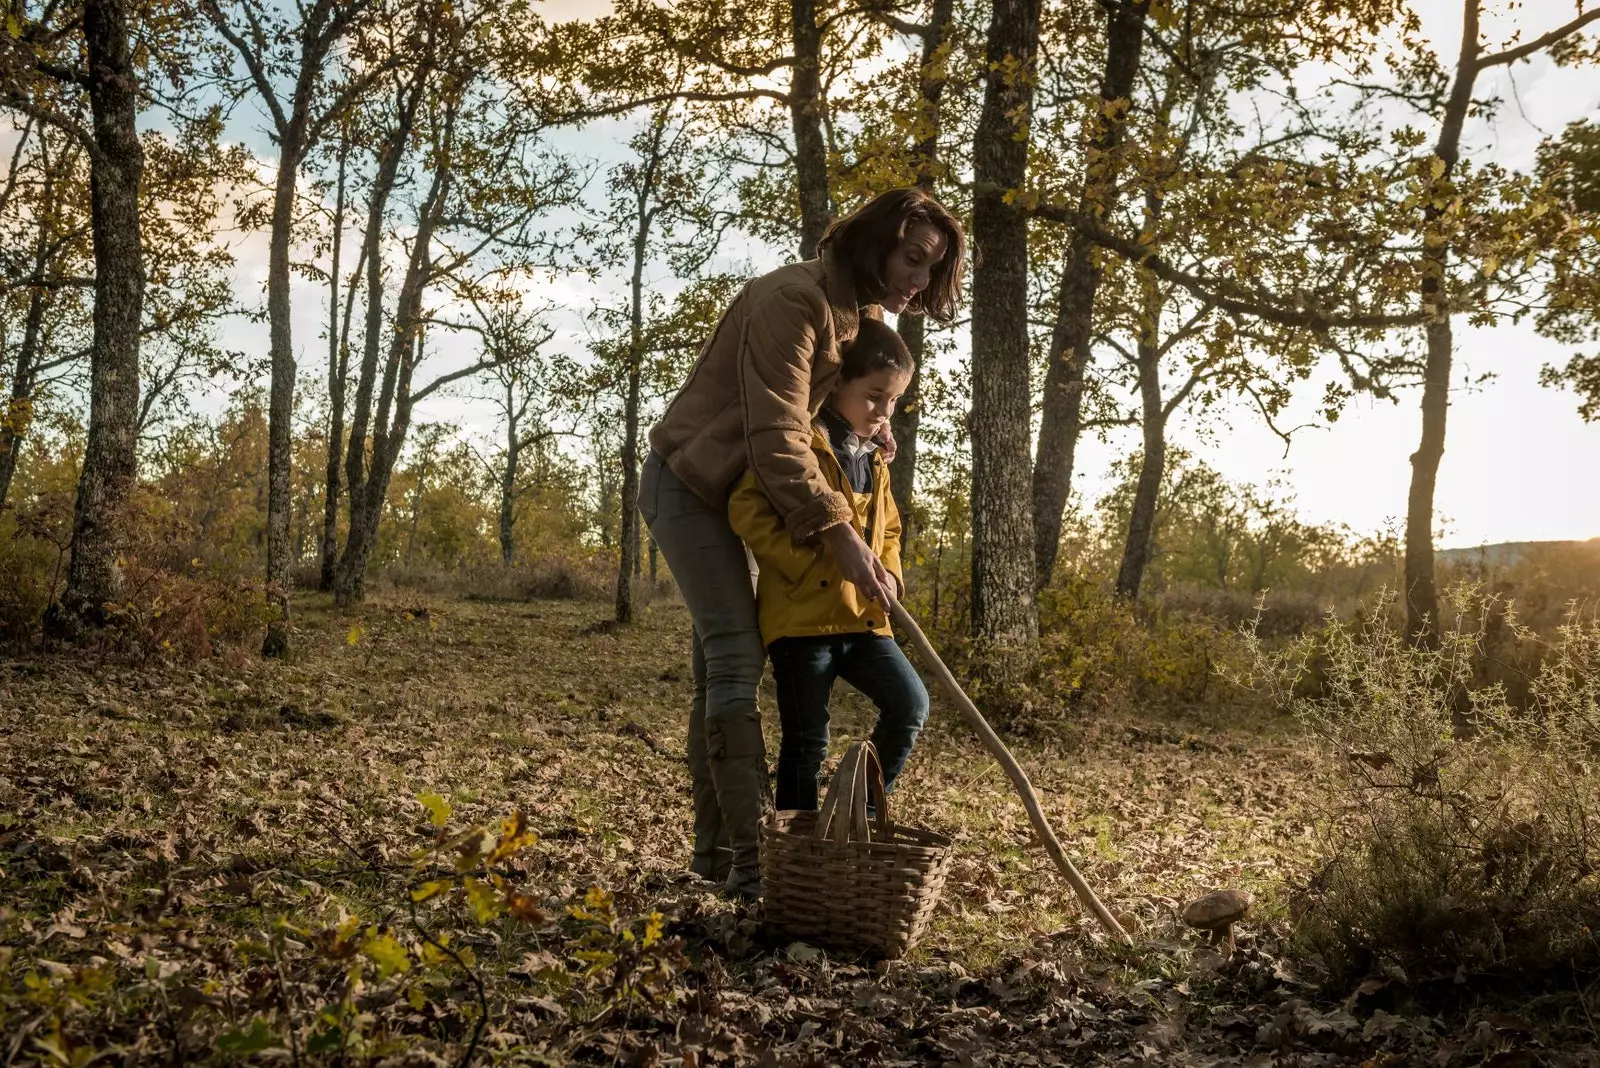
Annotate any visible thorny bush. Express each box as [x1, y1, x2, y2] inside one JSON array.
[[1233, 585, 1600, 992]]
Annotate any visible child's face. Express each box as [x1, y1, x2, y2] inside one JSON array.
[[831, 367, 911, 440]]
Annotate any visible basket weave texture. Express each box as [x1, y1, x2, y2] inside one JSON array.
[[760, 741, 952, 958]]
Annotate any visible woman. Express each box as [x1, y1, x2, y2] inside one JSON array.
[[639, 187, 965, 899]]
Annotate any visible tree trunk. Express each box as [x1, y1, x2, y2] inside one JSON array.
[[968, 0, 1042, 698], [319, 135, 350, 592], [617, 364, 642, 622], [1115, 319, 1165, 600], [1405, 312, 1451, 643], [51, 0, 144, 637], [261, 120, 309, 656], [648, 536, 658, 583], [616, 193, 650, 624], [1406, 0, 1478, 645], [499, 431, 518, 566], [890, 314, 924, 519], [336, 155, 445, 607], [337, 325, 422, 607], [1031, 0, 1149, 592], [344, 86, 422, 514], [788, 0, 831, 259], [404, 448, 429, 569], [0, 287, 47, 511], [888, 0, 955, 527]]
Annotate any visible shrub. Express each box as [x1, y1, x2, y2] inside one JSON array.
[[1235, 586, 1600, 992], [899, 571, 1252, 728], [1033, 575, 1246, 716], [453, 555, 614, 603], [0, 487, 270, 659], [0, 494, 74, 650]]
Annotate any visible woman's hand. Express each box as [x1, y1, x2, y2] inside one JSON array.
[[874, 425, 897, 463], [820, 523, 893, 606]]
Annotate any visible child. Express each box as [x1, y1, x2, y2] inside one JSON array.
[[728, 318, 929, 811]]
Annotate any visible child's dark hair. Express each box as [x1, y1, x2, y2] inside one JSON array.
[[840, 318, 915, 382]]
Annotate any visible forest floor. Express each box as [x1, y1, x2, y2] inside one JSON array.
[[0, 593, 1590, 1065]]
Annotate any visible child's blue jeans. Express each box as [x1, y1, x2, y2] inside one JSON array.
[[768, 633, 930, 811]]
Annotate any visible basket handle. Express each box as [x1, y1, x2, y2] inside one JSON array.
[[814, 741, 890, 845]]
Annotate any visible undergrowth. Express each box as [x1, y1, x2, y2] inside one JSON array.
[[1234, 585, 1600, 992]]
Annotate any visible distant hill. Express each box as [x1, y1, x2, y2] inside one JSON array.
[[1437, 538, 1600, 568]]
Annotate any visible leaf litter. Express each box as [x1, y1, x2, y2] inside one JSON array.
[[0, 595, 1594, 1064]]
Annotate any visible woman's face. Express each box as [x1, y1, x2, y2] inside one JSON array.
[[878, 222, 949, 315]]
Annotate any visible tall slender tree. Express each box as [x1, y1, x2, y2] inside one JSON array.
[[584, 96, 731, 623], [968, 0, 1043, 700], [1397, 1, 1599, 642], [1030, 0, 1149, 591], [872, 0, 957, 528], [335, 0, 578, 604], [47, 0, 144, 636], [467, 296, 559, 566], [317, 127, 363, 592], [204, 0, 395, 655]]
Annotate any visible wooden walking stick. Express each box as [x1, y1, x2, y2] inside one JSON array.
[[888, 596, 1133, 945]]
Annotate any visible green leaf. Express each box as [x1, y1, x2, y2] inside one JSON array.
[[306, 1027, 343, 1055], [361, 930, 412, 979], [418, 791, 451, 828], [412, 878, 453, 903], [464, 876, 501, 922], [216, 1017, 278, 1056]]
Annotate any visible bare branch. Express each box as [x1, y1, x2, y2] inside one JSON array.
[[1475, 9, 1600, 71]]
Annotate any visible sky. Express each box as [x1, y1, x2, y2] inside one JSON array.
[[13, 0, 1597, 550], [1156, 0, 1600, 548]]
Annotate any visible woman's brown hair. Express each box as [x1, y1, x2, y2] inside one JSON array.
[[818, 188, 965, 326]]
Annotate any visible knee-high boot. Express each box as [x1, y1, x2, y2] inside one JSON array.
[[705, 709, 769, 899], [686, 696, 732, 882]]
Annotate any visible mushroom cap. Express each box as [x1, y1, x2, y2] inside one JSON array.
[[1182, 889, 1254, 930]]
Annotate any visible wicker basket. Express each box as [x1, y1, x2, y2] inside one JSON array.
[[760, 741, 953, 958]]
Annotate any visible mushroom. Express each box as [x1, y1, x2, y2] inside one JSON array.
[[1182, 889, 1254, 954]]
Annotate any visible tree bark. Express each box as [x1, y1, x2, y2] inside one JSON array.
[[968, 0, 1042, 697], [51, 0, 144, 636], [499, 408, 519, 566], [1405, 0, 1478, 645], [319, 134, 350, 592], [0, 285, 48, 512], [888, 0, 954, 531], [1115, 297, 1166, 600], [1031, 0, 1149, 592], [336, 146, 448, 607], [344, 82, 424, 516], [260, 131, 304, 656], [617, 361, 642, 620], [615, 183, 652, 624], [788, 0, 831, 259]]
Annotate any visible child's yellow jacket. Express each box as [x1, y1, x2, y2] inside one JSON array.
[[727, 423, 904, 647]]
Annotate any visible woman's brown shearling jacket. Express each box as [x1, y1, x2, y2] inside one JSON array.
[[648, 246, 881, 541]]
